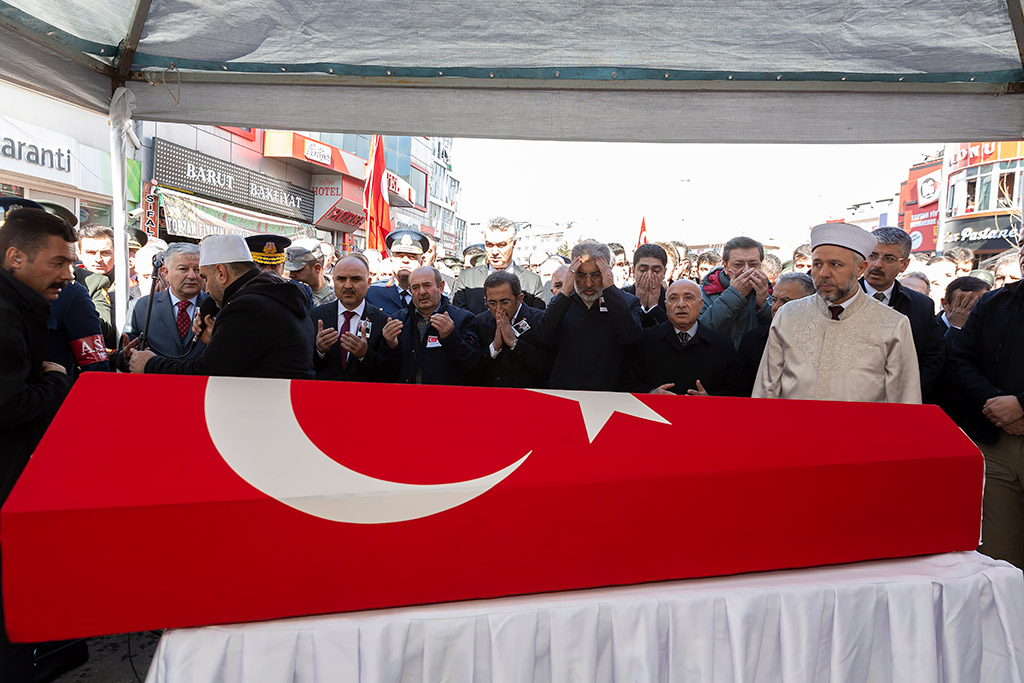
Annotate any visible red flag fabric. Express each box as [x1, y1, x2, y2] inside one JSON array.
[[363, 135, 391, 255], [1, 374, 983, 642], [637, 217, 648, 248]]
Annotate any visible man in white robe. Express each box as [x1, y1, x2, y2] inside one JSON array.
[[753, 223, 921, 403]]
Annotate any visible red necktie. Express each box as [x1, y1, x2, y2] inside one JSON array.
[[176, 300, 191, 339], [340, 310, 356, 369], [828, 305, 843, 320]]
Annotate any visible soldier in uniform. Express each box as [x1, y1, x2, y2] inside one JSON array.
[[365, 229, 429, 316]]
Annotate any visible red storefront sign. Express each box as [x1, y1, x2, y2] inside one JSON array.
[[2, 374, 983, 641], [898, 160, 943, 252]]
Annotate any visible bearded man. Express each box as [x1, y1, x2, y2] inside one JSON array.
[[753, 222, 921, 403]]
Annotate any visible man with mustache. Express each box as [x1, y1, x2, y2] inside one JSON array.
[[537, 239, 643, 390], [0, 204, 78, 681], [753, 222, 920, 403], [859, 227, 945, 401]]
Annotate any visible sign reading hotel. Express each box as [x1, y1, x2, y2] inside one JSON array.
[[312, 174, 366, 232], [153, 138, 314, 223]]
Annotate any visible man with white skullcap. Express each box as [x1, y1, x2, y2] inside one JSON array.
[[127, 234, 314, 379], [752, 223, 921, 403]]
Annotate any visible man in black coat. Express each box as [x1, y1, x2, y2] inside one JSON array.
[[470, 270, 548, 388], [0, 206, 78, 682], [381, 266, 479, 385], [128, 235, 314, 379], [859, 228, 945, 401], [621, 243, 669, 328], [948, 252, 1024, 568], [623, 279, 743, 396], [451, 217, 545, 314], [312, 255, 390, 382], [537, 240, 642, 391]]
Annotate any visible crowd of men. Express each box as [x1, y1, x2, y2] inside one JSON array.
[[2, 199, 1024, 680]]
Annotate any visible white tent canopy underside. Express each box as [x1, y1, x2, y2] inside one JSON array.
[[1, 0, 1023, 142]]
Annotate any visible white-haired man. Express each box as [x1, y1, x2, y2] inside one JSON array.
[[451, 217, 545, 314], [127, 235, 314, 379], [753, 223, 921, 403]]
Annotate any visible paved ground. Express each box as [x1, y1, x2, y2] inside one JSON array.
[[52, 632, 160, 683]]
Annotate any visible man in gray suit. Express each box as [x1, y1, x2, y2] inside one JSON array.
[[451, 217, 545, 314], [125, 242, 208, 360]]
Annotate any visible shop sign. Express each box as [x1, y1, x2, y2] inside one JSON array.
[[441, 230, 456, 251], [154, 138, 314, 222], [916, 171, 941, 206], [160, 189, 315, 240], [312, 174, 365, 232], [143, 192, 160, 236], [0, 115, 79, 187], [303, 139, 333, 167]]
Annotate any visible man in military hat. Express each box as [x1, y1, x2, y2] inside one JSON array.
[[245, 234, 291, 275], [286, 245, 337, 307], [365, 229, 429, 315]]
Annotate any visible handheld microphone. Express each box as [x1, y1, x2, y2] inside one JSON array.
[[189, 297, 220, 346]]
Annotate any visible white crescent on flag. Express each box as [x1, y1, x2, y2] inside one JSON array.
[[205, 377, 529, 524]]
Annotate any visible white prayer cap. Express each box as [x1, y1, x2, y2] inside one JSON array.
[[199, 235, 254, 267], [810, 222, 877, 260]]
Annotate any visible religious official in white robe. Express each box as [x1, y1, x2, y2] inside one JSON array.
[[753, 288, 921, 403], [753, 221, 922, 404]]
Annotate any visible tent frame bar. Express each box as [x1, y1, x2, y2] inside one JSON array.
[[114, 0, 153, 86], [127, 70, 1024, 95], [1005, 0, 1024, 72]]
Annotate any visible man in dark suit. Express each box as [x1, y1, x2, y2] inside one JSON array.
[[621, 243, 669, 328], [381, 266, 479, 385], [537, 240, 642, 390], [451, 217, 545, 314], [623, 279, 743, 396], [311, 254, 390, 382], [125, 242, 208, 361], [365, 229, 427, 315], [936, 276, 990, 336], [470, 270, 548, 388], [860, 227, 945, 401]]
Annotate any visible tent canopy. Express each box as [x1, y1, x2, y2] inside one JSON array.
[[2, 0, 1024, 142]]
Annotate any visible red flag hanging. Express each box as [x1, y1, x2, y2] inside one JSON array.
[[636, 216, 649, 248], [363, 135, 392, 255]]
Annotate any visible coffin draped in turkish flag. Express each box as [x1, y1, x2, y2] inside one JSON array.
[[2, 373, 982, 641]]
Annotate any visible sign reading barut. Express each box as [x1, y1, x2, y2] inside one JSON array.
[[154, 138, 314, 223], [2, 374, 983, 641]]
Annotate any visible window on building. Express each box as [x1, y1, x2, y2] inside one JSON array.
[[410, 165, 428, 211], [1, 183, 24, 197], [79, 199, 112, 226]]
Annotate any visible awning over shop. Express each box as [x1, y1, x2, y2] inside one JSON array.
[[158, 187, 317, 241]]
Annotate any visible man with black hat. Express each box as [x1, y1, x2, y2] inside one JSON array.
[[0, 204, 78, 681], [753, 222, 920, 403], [245, 233, 291, 275], [365, 229, 428, 315], [128, 235, 314, 379]]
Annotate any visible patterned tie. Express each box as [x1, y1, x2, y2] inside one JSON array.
[[828, 305, 843, 320], [678, 330, 690, 346], [339, 310, 356, 369], [873, 292, 886, 303], [175, 300, 191, 339]]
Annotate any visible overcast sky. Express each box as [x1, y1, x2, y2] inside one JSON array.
[[452, 139, 940, 252]]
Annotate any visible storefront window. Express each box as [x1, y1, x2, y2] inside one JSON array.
[[978, 174, 993, 213], [1, 183, 24, 197], [79, 199, 111, 226]]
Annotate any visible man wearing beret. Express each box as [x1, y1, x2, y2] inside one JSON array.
[[127, 235, 314, 379], [753, 222, 921, 403]]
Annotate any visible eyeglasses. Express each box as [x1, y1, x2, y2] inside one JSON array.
[[485, 298, 516, 307], [574, 271, 602, 281], [868, 254, 906, 265]]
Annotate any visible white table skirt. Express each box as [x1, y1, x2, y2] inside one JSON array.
[[145, 552, 1024, 683]]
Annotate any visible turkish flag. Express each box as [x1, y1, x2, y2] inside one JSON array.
[[2, 374, 983, 641], [363, 134, 391, 255], [637, 216, 648, 248]]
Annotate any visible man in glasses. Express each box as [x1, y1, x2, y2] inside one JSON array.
[[537, 239, 642, 390], [471, 270, 548, 387], [859, 227, 945, 401], [451, 217, 545, 314]]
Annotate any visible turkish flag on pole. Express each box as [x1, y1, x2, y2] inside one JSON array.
[[636, 216, 648, 248], [363, 134, 391, 255]]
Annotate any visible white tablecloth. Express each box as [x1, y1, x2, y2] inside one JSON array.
[[145, 552, 1024, 683]]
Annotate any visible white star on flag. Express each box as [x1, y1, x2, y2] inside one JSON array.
[[530, 389, 671, 442]]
